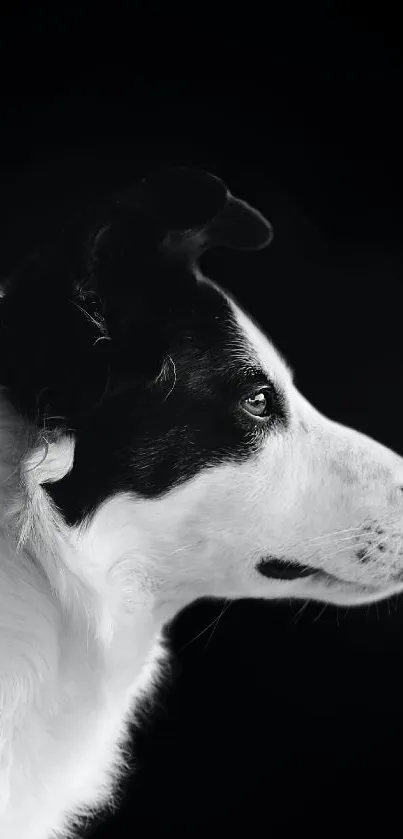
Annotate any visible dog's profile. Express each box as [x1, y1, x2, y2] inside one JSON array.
[[1, 167, 403, 838]]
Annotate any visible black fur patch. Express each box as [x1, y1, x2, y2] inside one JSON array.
[[0, 169, 282, 525]]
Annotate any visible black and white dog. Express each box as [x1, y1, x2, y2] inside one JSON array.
[[1, 168, 402, 838]]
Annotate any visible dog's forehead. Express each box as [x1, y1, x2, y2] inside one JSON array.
[[197, 274, 293, 390], [232, 303, 294, 387]]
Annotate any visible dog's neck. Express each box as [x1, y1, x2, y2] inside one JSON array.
[[0, 408, 185, 676]]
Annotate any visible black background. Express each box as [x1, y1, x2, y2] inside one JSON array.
[[1, 6, 402, 837]]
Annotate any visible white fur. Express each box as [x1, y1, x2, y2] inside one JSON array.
[[1, 290, 403, 837]]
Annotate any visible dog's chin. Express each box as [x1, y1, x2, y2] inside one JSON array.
[[256, 557, 400, 606]]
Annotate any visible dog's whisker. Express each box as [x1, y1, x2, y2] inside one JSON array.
[[357, 541, 387, 564], [179, 601, 232, 652], [292, 599, 310, 624], [165, 542, 201, 557], [313, 602, 328, 623], [203, 600, 232, 651], [280, 528, 363, 554], [147, 542, 204, 563], [299, 526, 364, 543]]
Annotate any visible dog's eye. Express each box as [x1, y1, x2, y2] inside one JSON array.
[[241, 388, 272, 418]]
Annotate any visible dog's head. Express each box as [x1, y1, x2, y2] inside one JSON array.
[[1, 166, 403, 618]]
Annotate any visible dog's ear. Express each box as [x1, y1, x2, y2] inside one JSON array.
[[88, 167, 273, 296], [137, 166, 273, 252], [137, 167, 229, 233]]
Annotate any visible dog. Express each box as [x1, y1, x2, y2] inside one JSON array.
[[1, 167, 403, 838]]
